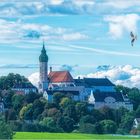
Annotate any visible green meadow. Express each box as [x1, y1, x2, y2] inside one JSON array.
[[14, 132, 140, 140]]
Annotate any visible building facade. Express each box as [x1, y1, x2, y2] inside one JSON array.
[[12, 83, 37, 94]]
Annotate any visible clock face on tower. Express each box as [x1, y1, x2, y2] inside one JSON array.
[[104, 96, 116, 103]]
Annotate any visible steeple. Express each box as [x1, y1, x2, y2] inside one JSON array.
[[39, 41, 49, 93], [39, 42, 48, 62]]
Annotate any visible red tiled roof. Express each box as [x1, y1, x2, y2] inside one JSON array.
[[49, 71, 74, 83]]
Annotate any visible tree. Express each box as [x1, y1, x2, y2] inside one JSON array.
[[53, 92, 65, 105], [9, 120, 22, 131], [0, 73, 29, 90], [75, 102, 88, 121], [63, 104, 77, 122], [80, 115, 96, 124], [128, 88, 140, 110], [115, 85, 130, 95], [94, 122, 103, 134], [135, 105, 140, 117], [119, 113, 134, 133], [32, 99, 45, 120], [100, 120, 117, 134], [115, 107, 129, 125], [57, 116, 74, 132], [91, 109, 104, 122], [59, 97, 72, 108], [12, 94, 25, 113], [19, 104, 33, 120], [0, 115, 13, 139], [25, 92, 41, 104], [44, 102, 58, 111], [22, 122, 39, 132], [7, 108, 17, 120], [79, 123, 97, 134], [47, 108, 61, 120], [2, 90, 14, 108], [40, 117, 62, 132], [99, 106, 115, 121]]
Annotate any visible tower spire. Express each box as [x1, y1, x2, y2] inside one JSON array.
[[39, 41, 48, 62], [43, 40, 45, 48]]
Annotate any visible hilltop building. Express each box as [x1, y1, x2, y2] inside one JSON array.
[[39, 43, 133, 111], [12, 82, 37, 94]]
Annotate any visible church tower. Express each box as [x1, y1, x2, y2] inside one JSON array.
[[39, 42, 49, 93]]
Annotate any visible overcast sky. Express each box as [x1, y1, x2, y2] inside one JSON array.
[[1, 0, 140, 88]]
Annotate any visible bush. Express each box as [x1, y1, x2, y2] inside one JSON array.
[[40, 117, 63, 132], [116, 128, 126, 135], [9, 120, 23, 131], [99, 120, 117, 134], [80, 115, 96, 124], [57, 116, 75, 132], [79, 123, 97, 134], [22, 122, 39, 132]]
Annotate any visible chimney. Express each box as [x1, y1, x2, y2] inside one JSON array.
[[50, 66, 52, 72]]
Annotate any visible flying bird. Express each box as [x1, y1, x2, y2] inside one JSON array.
[[130, 32, 137, 46]]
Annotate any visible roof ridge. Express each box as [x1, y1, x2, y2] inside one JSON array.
[[50, 70, 69, 73]]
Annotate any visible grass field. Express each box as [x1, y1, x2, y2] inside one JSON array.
[[13, 132, 140, 140]]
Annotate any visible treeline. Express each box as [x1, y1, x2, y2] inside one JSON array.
[[1, 73, 140, 136], [0, 88, 140, 135]]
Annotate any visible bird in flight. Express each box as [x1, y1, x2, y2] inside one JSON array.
[[130, 32, 137, 46]]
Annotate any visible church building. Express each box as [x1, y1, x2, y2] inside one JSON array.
[[38, 43, 133, 111], [39, 42, 75, 92]]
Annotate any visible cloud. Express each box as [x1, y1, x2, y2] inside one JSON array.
[[60, 64, 78, 72], [29, 65, 140, 89], [49, 0, 64, 5], [102, 1, 140, 9], [62, 33, 88, 41], [97, 65, 112, 71], [0, 64, 38, 69], [1, 1, 140, 17], [28, 72, 39, 87], [104, 14, 140, 38], [0, 19, 88, 43], [78, 65, 140, 88], [0, 0, 95, 17], [24, 30, 42, 39]]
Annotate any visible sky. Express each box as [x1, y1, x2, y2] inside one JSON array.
[[1, 0, 140, 88]]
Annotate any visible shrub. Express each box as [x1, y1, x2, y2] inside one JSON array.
[[79, 123, 97, 134]]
